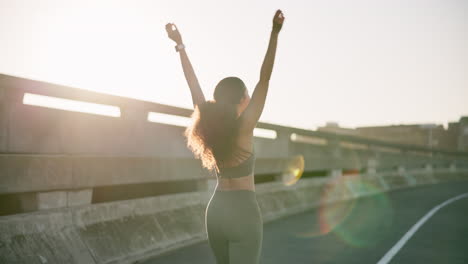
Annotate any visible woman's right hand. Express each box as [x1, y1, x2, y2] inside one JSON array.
[[272, 10, 285, 33], [165, 23, 183, 44]]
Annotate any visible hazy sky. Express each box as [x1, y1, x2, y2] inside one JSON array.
[[1, 0, 467, 130]]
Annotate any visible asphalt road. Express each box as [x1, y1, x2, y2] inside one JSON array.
[[142, 180, 468, 264]]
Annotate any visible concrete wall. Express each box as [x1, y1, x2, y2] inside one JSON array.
[[1, 74, 467, 185], [1, 169, 466, 264]]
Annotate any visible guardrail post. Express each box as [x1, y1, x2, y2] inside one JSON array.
[[424, 164, 433, 173], [37, 189, 93, 210], [330, 169, 342, 177], [398, 165, 416, 186], [449, 163, 457, 172], [328, 138, 341, 160], [367, 159, 377, 174], [423, 163, 437, 184], [37, 191, 68, 210], [397, 165, 405, 175], [327, 137, 343, 178], [276, 129, 290, 157]]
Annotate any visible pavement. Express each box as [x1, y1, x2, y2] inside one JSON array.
[[141, 180, 468, 264]]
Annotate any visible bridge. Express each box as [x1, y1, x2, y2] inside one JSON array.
[[1, 74, 467, 264]]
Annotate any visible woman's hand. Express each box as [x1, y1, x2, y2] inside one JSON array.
[[165, 23, 183, 44], [272, 9, 285, 33], [166, 22, 205, 107]]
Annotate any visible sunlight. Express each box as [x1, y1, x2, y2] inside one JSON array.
[[253, 128, 277, 139], [290, 133, 327, 145], [147, 111, 277, 139], [147, 112, 191, 127], [23, 93, 121, 117]]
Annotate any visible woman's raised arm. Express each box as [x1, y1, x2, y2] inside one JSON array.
[[240, 10, 285, 130], [166, 23, 206, 108]]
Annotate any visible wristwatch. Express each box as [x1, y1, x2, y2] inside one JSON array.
[[175, 43, 185, 52]]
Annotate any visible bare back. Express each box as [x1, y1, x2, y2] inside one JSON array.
[[216, 118, 256, 191]]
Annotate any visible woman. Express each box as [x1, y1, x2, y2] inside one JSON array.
[[166, 9, 284, 264]]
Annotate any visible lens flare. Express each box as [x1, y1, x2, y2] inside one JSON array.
[[295, 176, 356, 237], [281, 155, 305, 186], [332, 181, 394, 248], [294, 175, 394, 248]]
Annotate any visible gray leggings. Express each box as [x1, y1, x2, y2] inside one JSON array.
[[205, 190, 263, 264]]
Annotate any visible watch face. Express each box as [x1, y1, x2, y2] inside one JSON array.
[[175, 44, 184, 52]]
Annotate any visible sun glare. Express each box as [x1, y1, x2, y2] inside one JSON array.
[[290, 133, 328, 145], [147, 111, 278, 139], [147, 112, 191, 127], [253, 128, 277, 139], [23, 93, 121, 117]]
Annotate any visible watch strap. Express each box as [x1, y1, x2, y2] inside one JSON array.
[[175, 43, 185, 52]]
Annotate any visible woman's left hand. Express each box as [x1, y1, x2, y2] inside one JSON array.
[[165, 23, 183, 44]]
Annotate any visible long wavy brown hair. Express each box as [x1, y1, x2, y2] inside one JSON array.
[[184, 77, 252, 173]]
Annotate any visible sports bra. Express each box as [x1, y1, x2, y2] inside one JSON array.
[[216, 145, 256, 178]]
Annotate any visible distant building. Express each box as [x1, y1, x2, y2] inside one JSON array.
[[355, 124, 445, 148], [317, 122, 359, 136], [458, 117, 468, 151], [440, 122, 460, 150], [317, 117, 468, 151]]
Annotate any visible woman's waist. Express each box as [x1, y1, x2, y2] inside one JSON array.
[[210, 188, 258, 204], [216, 174, 255, 191], [208, 189, 261, 216]]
